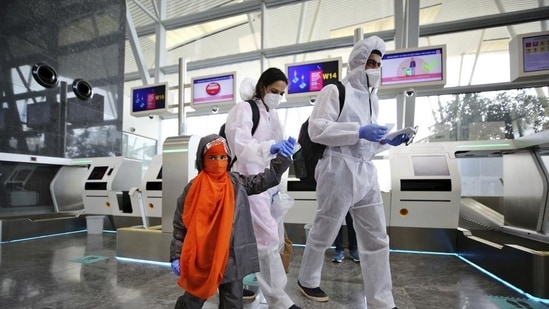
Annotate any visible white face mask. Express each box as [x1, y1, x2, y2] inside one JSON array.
[[365, 68, 381, 88], [262, 93, 282, 109]]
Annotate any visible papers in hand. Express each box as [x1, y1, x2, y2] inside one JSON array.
[[383, 126, 417, 141]]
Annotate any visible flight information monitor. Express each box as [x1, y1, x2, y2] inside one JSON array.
[[190, 72, 236, 111], [285, 57, 342, 101], [130, 82, 168, 117], [380, 45, 446, 93], [509, 30, 549, 82]]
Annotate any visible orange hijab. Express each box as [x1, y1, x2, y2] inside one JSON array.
[[178, 140, 235, 299]]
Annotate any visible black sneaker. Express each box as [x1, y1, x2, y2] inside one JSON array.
[[297, 280, 329, 302], [243, 288, 256, 302]]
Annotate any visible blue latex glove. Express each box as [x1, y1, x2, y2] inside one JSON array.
[[287, 136, 296, 147], [270, 140, 286, 155], [171, 259, 180, 276], [278, 140, 294, 158], [381, 134, 410, 146], [270, 138, 295, 157], [283, 136, 297, 157], [359, 124, 388, 142]]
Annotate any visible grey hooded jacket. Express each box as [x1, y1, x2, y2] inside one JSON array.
[[170, 134, 291, 283]]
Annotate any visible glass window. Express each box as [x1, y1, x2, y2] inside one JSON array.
[[166, 13, 261, 65], [419, 0, 541, 25], [264, 1, 394, 48], [414, 87, 549, 142]]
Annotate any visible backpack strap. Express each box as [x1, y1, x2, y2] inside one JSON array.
[[246, 99, 260, 135], [335, 81, 345, 117], [228, 100, 260, 170]]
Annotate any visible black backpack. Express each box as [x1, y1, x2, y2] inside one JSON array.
[[293, 81, 345, 186], [219, 99, 260, 170]]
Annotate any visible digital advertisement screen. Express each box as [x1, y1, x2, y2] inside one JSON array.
[[286, 59, 340, 95], [191, 73, 235, 106], [522, 34, 549, 73], [131, 84, 166, 113], [381, 47, 444, 87]]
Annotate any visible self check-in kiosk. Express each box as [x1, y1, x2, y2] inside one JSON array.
[[389, 143, 462, 252], [286, 158, 392, 245], [82, 157, 142, 216], [139, 154, 163, 218], [0, 153, 88, 241], [117, 135, 200, 262], [51, 165, 89, 213], [128, 154, 163, 229]]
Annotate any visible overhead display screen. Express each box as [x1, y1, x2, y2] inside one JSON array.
[[131, 83, 167, 116], [509, 30, 549, 82], [191, 72, 236, 109], [286, 58, 341, 99], [522, 34, 549, 73], [381, 45, 445, 90]]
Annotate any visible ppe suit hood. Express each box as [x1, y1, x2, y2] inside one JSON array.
[[347, 36, 386, 72], [239, 77, 257, 101], [195, 134, 232, 171]]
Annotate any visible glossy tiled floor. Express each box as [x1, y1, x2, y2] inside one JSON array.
[[0, 231, 541, 309]]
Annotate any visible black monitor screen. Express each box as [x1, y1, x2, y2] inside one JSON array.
[[12, 169, 32, 182], [88, 166, 109, 180], [67, 95, 104, 123], [131, 84, 167, 113], [0, 109, 5, 130], [286, 59, 340, 96], [27, 103, 56, 127]]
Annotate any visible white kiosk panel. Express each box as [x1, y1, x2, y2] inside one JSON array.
[[82, 157, 142, 216], [141, 154, 163, 218]]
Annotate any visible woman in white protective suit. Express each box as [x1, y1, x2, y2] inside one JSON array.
[[296, 36, 409, 309], [225, 68, 301, 309]]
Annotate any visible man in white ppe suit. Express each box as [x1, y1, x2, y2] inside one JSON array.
[[225, 68, 301, 309], [297, 36, 408, 309]]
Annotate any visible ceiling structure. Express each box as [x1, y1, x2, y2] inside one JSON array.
[[125, 0, 549, 80], [120, 0, 549, 144]]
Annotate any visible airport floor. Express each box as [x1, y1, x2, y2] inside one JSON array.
[[1, 231, 546, 309]]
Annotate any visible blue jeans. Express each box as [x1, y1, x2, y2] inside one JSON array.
[[333, 211, 357, 251]]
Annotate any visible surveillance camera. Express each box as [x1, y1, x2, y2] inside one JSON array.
[[129, 127, 136, 133], [405, 89, 415, 97], [211, 106, 219, 114], [148, 114, 155, 119], [309, 97, 316, 105]]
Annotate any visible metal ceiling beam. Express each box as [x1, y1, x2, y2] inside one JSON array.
[[132, 0, 159, 23], [260, 1, 267, 71], [396, 78, 549, 99], [130, 0, 312, 38], [402, 0, 420, 129], [468, 29, 485, 86], [419, 6, 549, 37], [126, 4, 151, 85], [154, 0, 167, 84]]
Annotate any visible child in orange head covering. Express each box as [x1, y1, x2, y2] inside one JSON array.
[[170, 133, 295, 309]]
